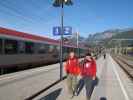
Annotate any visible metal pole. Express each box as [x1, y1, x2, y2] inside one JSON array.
[[60, 0, 64, 80], [77, 32, 79, 57]]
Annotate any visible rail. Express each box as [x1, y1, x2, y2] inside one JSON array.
[[112, 55, 133, 81]]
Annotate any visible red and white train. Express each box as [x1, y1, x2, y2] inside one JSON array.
[[0, 27, 87, 73]]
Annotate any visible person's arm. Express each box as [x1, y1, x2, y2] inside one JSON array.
[[76, 58, 80, 75], [92, 59, 97, 80], [64, 61, 69, 74]]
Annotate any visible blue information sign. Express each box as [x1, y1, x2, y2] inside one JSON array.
[[53, 26, 72, 36], [53, 26, 61, 36], [64, 26, 72, 35]]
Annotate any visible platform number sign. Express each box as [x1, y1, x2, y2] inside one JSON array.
[[53, 26, 72, 36], [53, 26, 61, 36], [64, 26, 72, 35]]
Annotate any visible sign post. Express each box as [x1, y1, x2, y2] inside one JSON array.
[[53, 0, 73, 80], [53, 26, 72, 80]]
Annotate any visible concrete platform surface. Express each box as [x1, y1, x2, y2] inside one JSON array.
[[0, 55, 132, 100], [34, 55, 133, 100]]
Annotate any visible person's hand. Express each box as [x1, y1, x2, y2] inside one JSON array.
[[80, 75, 82, 79], [77, 75, 82, 79], [64, 62, 66, 67], [92, 76, 96, 80]]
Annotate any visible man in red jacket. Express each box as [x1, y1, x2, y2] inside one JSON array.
[[80, 52, 97, 100], [64, 51, 80, 98]]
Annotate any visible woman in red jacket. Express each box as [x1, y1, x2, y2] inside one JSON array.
[[64, 51, 80, 98], [79, 52, 97, 100]]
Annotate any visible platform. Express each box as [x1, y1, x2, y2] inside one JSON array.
[[0, 55, 132, 100], [33, 54, 133, 100]]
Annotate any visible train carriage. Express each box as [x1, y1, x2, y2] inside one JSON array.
[[0, 27, 87, 74]]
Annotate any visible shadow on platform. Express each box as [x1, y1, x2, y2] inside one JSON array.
[[100, 97, 107, 100], [40, 88, 62, 100]]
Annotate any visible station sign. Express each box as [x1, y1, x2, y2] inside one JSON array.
[[53, 26, 72, 36]]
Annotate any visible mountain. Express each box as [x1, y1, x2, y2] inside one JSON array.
[[111, 29, 133, 39], [86, 28, 133, 48], [87, 29, 122, 41], [58, 28, 133, 48], [87, 28, 133, 41]]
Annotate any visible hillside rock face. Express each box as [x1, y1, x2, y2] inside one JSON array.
[[87, 28, 133, 41]]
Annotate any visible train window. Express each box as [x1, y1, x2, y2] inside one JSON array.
[[67, 47, 71, 53], [37, 43, 48, 54], [37, 44, 44, 53], [53, 45, 59, 53], [56, 45, 60, 51], [0, 39, 2, 54], [25, 42, 34, 54], [68, 47, 74, 53], [45, 44, 49, 53], [63, 47, 67, 53], [5, 39, 18, 54], [66, 47, 69, 53], [18, 41, 25, 53], [49, 45, 54, 53]]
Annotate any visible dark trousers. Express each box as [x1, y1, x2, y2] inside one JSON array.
[[75, 76, 94, 100], [84, 77, 94, 100]]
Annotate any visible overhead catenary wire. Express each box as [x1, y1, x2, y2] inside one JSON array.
[[0, 0, 53, 26]]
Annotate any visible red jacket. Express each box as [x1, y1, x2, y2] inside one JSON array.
[[81, 58, 96, 77], [65, 57, 80, 75]]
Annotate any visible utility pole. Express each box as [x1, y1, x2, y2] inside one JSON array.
[[53, 0, 73, 80]]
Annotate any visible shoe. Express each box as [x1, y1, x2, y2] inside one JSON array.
[[73, 92, 78, 96], [68, 95, 74, 99]]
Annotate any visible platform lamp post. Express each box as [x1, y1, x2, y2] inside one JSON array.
[[53, 0, 73, 80]]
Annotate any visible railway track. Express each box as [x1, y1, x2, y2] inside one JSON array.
[[112, 55, 133, 81]]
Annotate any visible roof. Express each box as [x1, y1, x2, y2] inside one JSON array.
[[0, 27, 59, 44], [0, 27, 87, 49]]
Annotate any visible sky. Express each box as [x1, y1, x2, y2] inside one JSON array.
[[0, 0, 133, 38]]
